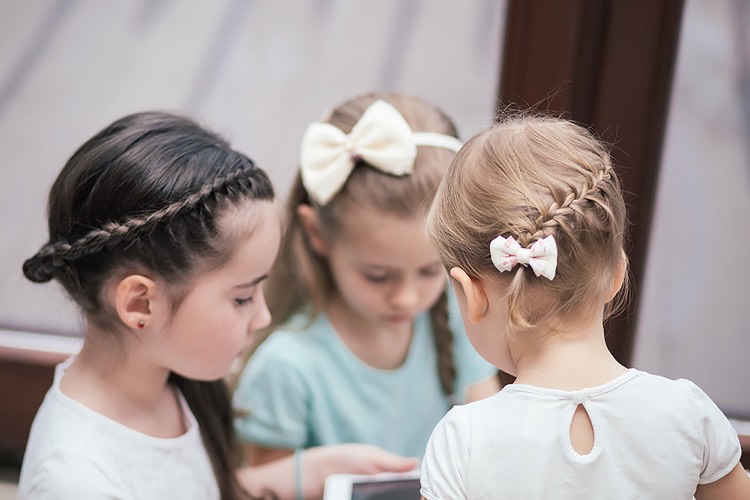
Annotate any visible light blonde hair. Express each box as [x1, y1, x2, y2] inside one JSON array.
[[262, 92, 460, 394], [426, 113, 629, 334]]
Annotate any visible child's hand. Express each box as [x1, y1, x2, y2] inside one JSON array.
[[311, 443, 419, 477], [237, 443, 418, 500]]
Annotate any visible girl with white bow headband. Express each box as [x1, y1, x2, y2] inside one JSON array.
[[420, 114, 749, 499], [232, 93, 500, 497]]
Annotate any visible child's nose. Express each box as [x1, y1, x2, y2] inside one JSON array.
[[390, 282, 420, 310], [249, 296, 272, 333]]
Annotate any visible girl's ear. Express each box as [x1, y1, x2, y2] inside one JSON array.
[[607, 250, 628, 301], [114, 275, 158, 330], [449, 267, 489, 324], [296, 204, 328, 256]]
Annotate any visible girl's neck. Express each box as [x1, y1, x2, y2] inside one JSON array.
[[511, 316, 628, 391], [325, 296, 413, 370], [60, 327, 186, 438]]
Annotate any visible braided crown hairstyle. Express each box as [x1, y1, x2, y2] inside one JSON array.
[[262, 92, 459, 395], [426, 114, 629, 334], [23, 111, 273, 500]]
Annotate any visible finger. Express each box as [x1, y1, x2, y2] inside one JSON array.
[[373, 453, 420, 472]]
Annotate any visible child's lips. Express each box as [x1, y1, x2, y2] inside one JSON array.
[[387, 313, 411, 323]]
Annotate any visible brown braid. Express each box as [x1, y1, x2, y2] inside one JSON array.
[[24, 158, 256, 282], [429, 289, 456, 397]]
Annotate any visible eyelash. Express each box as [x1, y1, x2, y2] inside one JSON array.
[[364, 269, 442, 283], [420, 268, 442, 277], [235, 296, 253, 306], [364, 274, 389, 284]]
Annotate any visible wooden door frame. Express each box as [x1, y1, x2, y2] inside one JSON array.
[[498, 0, 684, 367]]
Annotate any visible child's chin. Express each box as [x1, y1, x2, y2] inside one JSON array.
[[175, 366, 231, 382]]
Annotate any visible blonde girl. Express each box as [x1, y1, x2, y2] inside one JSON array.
[[233, 93, 499, 474], [19, 112, 280, 499], [421, 114, 750, 499]]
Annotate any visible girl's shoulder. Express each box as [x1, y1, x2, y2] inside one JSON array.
[[636, 371, 735, 424], [19, 367, 126, 497], [18, 447, 121, 499], [248, 311, 336, 367], [622, 370, 719, 404]]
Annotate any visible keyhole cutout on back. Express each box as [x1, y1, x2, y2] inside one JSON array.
[[569, 404, 595, 455]]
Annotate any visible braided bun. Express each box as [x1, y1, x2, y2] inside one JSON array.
[[23, 240, 71, 282]]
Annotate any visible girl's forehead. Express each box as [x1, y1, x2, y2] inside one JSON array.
[[335, 209, 438, 265], [338, 208, 421, 239]]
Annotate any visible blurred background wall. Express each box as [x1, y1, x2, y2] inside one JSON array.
[[0, 0, 505, 337]]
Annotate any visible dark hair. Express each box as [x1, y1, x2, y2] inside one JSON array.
[[23, 111, 273, 500]]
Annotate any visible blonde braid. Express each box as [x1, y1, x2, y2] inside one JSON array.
[[526, 165, 612, 244], [426, 115, 628, 336], [506, 159, 616, 331]]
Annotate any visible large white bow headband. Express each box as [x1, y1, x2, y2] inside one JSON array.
[[299, 100, 463, 205], [490, 235, 558, 280]]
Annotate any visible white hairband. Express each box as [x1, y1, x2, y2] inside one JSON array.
[[299, 100, 463, 205], [490, 235, 558, 280]]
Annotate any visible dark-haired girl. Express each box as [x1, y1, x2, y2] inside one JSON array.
[[19, 111, 279, 499]]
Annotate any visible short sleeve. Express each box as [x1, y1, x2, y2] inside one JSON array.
[[20, 451, 121, 500], [681, 380, 742, 484], [232, 334, 310, 449], [446, 289, 498, 402], [420, 406, 470, 500]]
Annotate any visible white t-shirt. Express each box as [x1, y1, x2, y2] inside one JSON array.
[[18, 357, 220, 500], [421, 369, 741, 500]]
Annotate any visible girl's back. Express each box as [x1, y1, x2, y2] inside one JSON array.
[[421, 114, 749, 498], [423, 370, 740, 498]]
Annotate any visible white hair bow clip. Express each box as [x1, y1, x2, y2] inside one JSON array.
[[490, 235, 558, 280], [299, 100, 463, 205]]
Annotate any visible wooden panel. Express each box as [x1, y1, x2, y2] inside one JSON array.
[[0, 358, 55, 465], [499, 0, 684, 366], [501, 0, 608, 120]]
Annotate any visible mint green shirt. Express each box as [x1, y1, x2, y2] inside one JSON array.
[[233, 291, 497, 458]]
